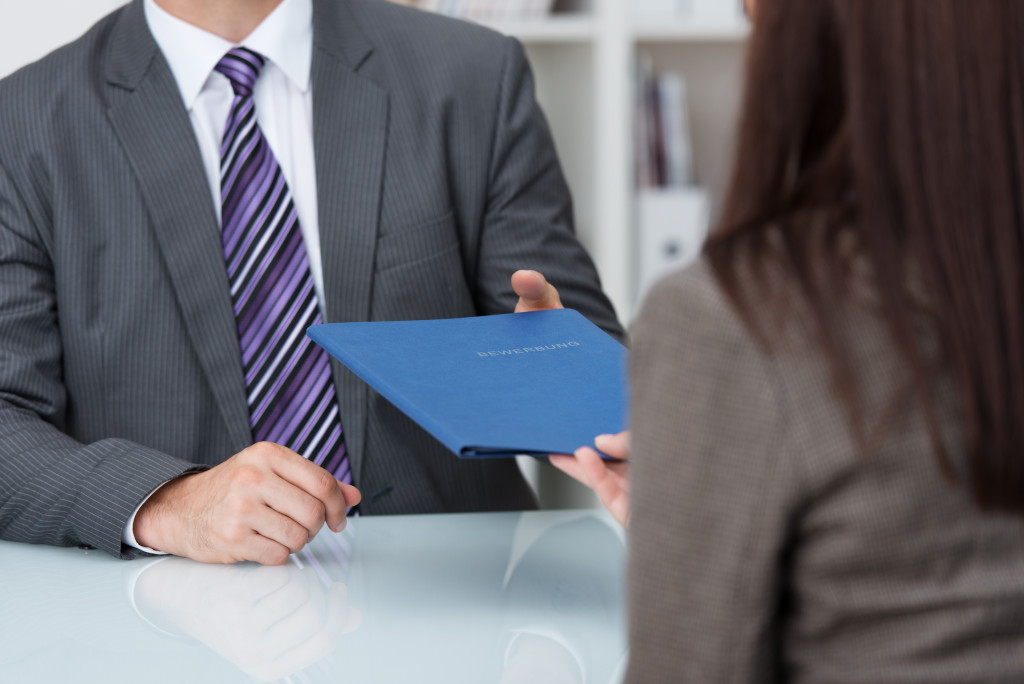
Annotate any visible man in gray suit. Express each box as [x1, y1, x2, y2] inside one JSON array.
[[0, 0, 622, 564]]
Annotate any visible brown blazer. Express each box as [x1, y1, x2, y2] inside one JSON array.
[[625, 262, 1024, 683]]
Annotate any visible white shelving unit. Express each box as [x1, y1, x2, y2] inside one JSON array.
[[484, 14, 597, 42], [480, 0, 748, 330], [631, 21, 750, 42]]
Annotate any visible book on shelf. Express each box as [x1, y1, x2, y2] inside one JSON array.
[[632, 53, 706, 305], [404, 0, 556, 21], [633, 54, 695, 190]]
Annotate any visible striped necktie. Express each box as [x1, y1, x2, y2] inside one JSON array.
[[215, 47, 351, 484]]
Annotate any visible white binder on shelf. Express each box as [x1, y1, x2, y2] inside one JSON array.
[[635, 187, 709, 306]]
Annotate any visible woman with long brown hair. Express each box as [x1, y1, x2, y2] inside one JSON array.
[[557, 0, 1024, 680]]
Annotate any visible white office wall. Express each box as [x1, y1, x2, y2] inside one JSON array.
[[0, 0, 126, 78]]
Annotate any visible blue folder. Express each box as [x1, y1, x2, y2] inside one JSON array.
[[307, 309, 628, 458]]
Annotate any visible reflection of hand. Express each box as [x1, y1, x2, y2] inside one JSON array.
[[134, 557, 360, 682], [499, 633, 583, 684], [134, 441, 361, 564], [512, 270, 564, 312], [550, 432, 631, 527]]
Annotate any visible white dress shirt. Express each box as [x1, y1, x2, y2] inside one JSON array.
[[124, 0, 322, 552], [144, 0, 324, 303]]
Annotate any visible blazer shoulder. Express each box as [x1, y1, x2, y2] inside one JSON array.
[[633, 260, 755, 359]]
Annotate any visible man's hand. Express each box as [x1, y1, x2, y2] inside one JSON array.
[[512, 270, 563, 312], [134, 442, 361, 565], [550, 431, 630, 527]]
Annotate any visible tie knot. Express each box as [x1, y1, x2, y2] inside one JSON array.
[[214, 47, 267, 98]]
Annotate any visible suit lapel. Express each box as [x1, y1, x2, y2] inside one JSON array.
[[311, 0, 389, 484], [103, 1, 252, 454]]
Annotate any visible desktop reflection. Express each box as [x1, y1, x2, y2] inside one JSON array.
[[133, 557, 360, 681], [0, 510, 627, 684]]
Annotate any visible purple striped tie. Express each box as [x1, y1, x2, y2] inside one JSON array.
[[216, 47, 351, 484]]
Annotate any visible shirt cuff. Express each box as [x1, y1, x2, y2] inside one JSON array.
[[122, 482, 171, 556]]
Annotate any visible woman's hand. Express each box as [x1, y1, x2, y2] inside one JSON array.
[[550, 431, 631, 527]]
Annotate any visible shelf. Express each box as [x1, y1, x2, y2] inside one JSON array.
[[631, 21, 750, 43], [446, 13, 750, 46], [478, 14, 596, 43]]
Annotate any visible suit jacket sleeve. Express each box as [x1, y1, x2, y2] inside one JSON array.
[[472, 37, 624, 342], [0, 157, 200, 559], [624, 264, 803, 683]]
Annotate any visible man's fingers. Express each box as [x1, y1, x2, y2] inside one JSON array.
[[512, 269, 547, 301], [258, 444, 351, 532], [242, 532, 293, 566], [260, 484, 330, 541], [252, 508, 316, 556], [512, 270, 563, 312], [339, 482, 362, 508]]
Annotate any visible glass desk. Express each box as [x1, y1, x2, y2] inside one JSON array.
[[0, 509, 627, 683]]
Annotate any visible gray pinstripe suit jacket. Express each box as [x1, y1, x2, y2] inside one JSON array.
[[0, 0, 623, 558]]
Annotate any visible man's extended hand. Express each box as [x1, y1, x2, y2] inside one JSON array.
[[512, 270, 563, 312], [134, 442, 361, 565], [550, 432, 631, 528]]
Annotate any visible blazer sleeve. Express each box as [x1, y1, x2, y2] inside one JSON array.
[[472, 37, 625, 343], [0, 158, 200, 559], [625, 265, 804, 683]]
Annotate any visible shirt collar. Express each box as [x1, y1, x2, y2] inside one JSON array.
[[143, 0, 313, 110]]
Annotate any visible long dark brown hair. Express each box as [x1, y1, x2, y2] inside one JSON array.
[[706, 0, 1024, 514]]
